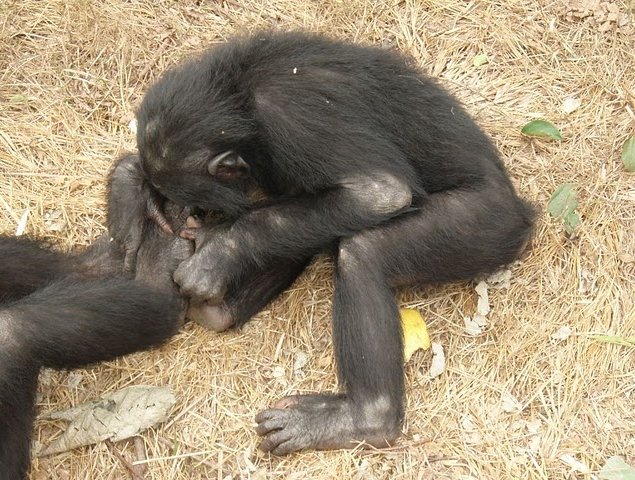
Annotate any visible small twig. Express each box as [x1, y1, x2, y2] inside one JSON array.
[[357, 438, 433, 456], [107, 441, 146, 480], [133, 437, 148, 478], [156, 437, 217, 469], [136, 37, 172, 85]]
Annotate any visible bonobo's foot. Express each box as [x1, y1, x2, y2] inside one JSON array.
[[255, 394, 401, 455], [173, 260, 228, 304], [173, 235, 234, 303], [187, 301, 234, 332]]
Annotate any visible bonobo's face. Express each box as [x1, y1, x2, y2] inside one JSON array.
[[136, 62, 256, 217], [136, 112, 254, 217]]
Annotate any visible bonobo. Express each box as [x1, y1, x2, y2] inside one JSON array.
[[123, 31, 536, 454], [0, 154, 191, 479]]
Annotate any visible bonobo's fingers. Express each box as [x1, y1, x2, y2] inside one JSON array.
[[107, 154, 152, 271], [179, 227, 198, 241], [146, 189, 173, 235], [178, 217, 203, 240], [186, 216, 204, 229]]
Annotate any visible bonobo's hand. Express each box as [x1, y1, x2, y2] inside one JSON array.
[[107, 153, 173, 272], [173, 226, 237, 304]]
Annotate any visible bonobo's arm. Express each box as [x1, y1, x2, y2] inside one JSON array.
[[174, 172, 412, 302], [107, 153, 172, 272]]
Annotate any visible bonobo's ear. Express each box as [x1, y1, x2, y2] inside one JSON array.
[[207, 150, 250, 183]]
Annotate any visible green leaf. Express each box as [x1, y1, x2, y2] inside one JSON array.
[[547, 184, 577, 218], [548, 184, 580, 235], [592, 335, 635, 347], [521, 120, 562, 141], [599, 456, 635, 480], [9, 94, 30, 103], [473, 53, 488, 67], [563, 210, 580, 235], [622, 136, 635, 172]]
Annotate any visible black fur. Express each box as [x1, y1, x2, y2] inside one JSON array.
[[132, 31, 536, 454], [0, 154, 191, 479]]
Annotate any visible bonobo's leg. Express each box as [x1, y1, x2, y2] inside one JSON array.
[[0, 236, 75, 301], [188, 258, 310, 331], [0, 314, 39, 480], [0, 276, 183, 478], [4, 276, 183, 369], [0, 197, 188, 479], [255, 184, 535, 454], [175, 171, 412, 303]]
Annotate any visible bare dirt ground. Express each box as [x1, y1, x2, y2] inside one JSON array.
[[1, 1, 634, 479]]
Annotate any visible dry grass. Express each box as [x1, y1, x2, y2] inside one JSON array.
[[1, 1, 634, 479]]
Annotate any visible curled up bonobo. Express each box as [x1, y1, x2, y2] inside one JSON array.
[[123, 31, 536, 454], [0, 154, 191, 480]]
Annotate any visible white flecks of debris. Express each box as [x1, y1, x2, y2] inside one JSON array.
[[292, 67, 297, 74], [128, 118, 138, 135], [464, 280, 491, 335], [487, 268, 512, 289], [560, 454, 591, 475], [599, 456, 635, 479], [15, 209, 29, 236], [464, 314, 488, 336], [562, 97, 581, 114], [271, 365, 287, 387], [429, 342, 445, 378], [66, 371, 84, 389], [501, 392, 523, 414], [293, 350, 309, 378], [551, 325, 573, 341], [237, 448, 258, 476], [475, 281, 490, 316], [460, 414, 483, 444], [44, 209, 66, 232]]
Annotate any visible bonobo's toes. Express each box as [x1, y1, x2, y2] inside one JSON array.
[[258, 429, 297, 455], [255, 394, 399, 454], [179, 283, 227, 305], [187, 301, 234, 331], [179, 227, 198, 241], [255, 407, 310, 455], [173, 261, 228, 304], [272, 396, 300, 409], [186, 216, 204, 229]]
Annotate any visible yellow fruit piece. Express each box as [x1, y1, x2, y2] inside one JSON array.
[[400, 308, 432, 362]]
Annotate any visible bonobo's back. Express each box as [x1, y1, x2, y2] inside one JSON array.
[[139, 31, 520, 200], [214, 31, 506, 192]]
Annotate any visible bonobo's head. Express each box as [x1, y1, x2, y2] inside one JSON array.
[[136, 59, 258, 217]]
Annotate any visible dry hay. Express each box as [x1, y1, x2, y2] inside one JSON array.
[[1, 1, 634, 479]]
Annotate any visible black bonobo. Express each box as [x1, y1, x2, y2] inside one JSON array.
[[0, 154, 191, 479], [122, 31, 536, 454]]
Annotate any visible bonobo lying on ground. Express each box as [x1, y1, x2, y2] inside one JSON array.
[[0, 153, 193, 479], [114, 31, 536, 454]]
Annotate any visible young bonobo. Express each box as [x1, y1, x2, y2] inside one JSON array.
[[120, 31, 536, 455], [0, 154, 191, 479]]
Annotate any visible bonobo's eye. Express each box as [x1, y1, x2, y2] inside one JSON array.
[[207, 150, 250, 183]]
